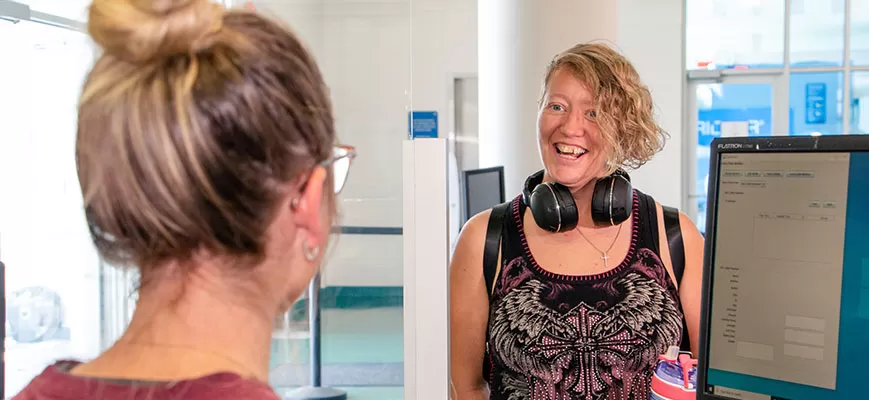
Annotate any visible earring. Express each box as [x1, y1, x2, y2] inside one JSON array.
[[303, 241, 320, 262]]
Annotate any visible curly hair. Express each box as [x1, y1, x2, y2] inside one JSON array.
[[539, 43, 667, 173]]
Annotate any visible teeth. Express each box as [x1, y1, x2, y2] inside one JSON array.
[[555, 143, 587, 156]]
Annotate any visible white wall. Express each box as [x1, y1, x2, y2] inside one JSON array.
[[616, 0, 685, 208], [257, 0, 476, 287], [478, 0, 620, 199]]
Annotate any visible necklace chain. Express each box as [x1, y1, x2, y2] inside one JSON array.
[[576, 223, 623, 267]]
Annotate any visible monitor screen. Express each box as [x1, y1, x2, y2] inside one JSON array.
[[462, 166, 505, 224], [700, 138, 869, 400]]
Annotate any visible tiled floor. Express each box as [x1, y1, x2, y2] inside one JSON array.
[[270, 307, 404, 399]]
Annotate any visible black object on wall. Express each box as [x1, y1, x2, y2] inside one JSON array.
[[462, 166, 506, 225]]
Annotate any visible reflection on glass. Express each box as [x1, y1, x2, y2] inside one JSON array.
[[694, 83, 773, 233], [849, 72, 869, 134], [790, 0, 845, 67], [788, 72, 844, 136], [851, 0, 869, 65], [254, 1, 408, 398], [686, 0, 785, 70], [0, 20, 96, 397]]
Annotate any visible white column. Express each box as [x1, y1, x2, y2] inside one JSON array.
[[478, 0, 619, 198], [402, 138, 450, 400]]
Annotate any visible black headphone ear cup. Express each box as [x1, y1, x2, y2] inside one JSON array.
[[591, 171, 633, 226], [528, 182, 578, 232]]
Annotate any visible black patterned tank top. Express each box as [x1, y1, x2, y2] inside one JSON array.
[[485, 190, 684, 400]]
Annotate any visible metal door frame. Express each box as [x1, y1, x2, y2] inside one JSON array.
[[684, 71, 786, 223]]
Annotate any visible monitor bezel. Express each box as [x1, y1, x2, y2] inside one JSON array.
[[461, 166, 506, 225], [698, 135, 869, 400]]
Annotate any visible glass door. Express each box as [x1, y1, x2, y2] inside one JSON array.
[[0, 11, 96, 398], [687, 75, 785, 233]]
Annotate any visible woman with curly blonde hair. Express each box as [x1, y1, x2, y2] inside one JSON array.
[[450, 43, 704, 399]]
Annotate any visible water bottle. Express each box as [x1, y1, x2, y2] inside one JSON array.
[[650, 346, 697, 400]]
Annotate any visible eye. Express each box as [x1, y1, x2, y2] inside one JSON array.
[[548, 103, 566, 112]]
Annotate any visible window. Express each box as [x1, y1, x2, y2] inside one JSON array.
[[789, 72, 844, 135], [851, 0, 869, 65], [686, 0, 869, 229], [686, 0, 785, 70], [850, 71, 869, 133], [790, 0, 845, 67]]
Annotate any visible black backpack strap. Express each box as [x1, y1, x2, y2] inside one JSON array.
[[483, 201, 510, 298], [662, 205, 691, 353], [662, 205, 685, 285], [482, 201, 510, 382]]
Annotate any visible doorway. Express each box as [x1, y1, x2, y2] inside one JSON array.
[[686, 74, 785, 232]]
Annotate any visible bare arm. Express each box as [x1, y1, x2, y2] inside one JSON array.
[[449, 210, 492, 400], [656, 204, 705, 354], [677, 212, 705, 355]]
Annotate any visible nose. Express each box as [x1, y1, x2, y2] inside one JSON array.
[[560, 109, 587, 136]]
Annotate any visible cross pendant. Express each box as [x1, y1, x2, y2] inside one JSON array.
[[601, 252, 609, 267]]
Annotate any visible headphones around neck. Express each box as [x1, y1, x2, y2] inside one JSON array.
[[521, 169, 633, 232]]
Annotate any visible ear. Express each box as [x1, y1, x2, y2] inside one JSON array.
[[292, 166, 328, 245]]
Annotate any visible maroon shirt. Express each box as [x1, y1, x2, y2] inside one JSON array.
[[12, 361, 281, 400]]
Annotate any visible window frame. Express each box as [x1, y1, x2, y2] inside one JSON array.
[[683, 0, 869, 224]]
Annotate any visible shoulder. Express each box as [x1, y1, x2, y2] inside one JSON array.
[[651, 200, 703, 246], [450, 197, 517, 282], [451, 207, 494, 268], [455, 198, 515, 256], [11, 361, 79, 399]]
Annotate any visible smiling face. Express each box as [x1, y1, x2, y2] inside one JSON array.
[[537, 67, 609, 191]]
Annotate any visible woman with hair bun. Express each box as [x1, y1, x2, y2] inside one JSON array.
[[13, 0, 354, 399]]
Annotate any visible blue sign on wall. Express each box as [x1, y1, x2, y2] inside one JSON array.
[[409, 111, 438, 139], [805, 82, 827, 125]]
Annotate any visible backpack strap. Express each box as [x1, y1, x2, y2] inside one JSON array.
[[483, 201, 511, 298], [481, 201, 511, 382], [662, 205, 691, 353], [662, 205, 685, 285]]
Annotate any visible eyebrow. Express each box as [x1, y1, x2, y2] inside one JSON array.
[[548, 92, 593, 105]]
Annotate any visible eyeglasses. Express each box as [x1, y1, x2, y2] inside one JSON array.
[[321, 145, 356, 194]]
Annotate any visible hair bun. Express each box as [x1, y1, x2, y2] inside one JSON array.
[[88, 0, 224, 63]]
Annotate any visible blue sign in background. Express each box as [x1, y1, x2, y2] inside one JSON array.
[[409, 111, 438, 139], [806, 82, 827, 125]]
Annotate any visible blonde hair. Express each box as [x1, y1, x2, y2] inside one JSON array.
[[540, 43, 667, 172], [77, 0, 335, 271]]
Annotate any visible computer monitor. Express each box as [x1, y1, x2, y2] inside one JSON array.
[[698, 136, 869, 400], [462, 166, 505, 225]]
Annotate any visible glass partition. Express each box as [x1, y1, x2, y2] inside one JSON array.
[[0, 14, 96, 397], [252, 2, 411, 398]]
